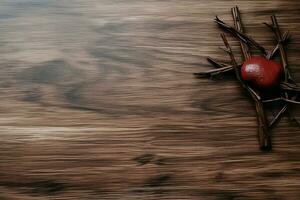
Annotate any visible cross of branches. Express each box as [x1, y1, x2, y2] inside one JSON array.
[[195, 6, 300, 151]]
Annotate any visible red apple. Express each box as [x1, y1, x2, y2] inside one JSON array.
[[241, 56, 283, 88]]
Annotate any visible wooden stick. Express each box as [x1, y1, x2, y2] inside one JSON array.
[[269, 106, 287, 128], [280, 82, 300, 92], [266, 31, 290, 60], [263, 97, 300, 104], [231, 7, 271, 150], [221, 33, 271, 150], [271, 16, 289, 81], [231, 6, 251, 60], [194, 65, 234, 78], [215, 16, 267, 55], [207, 57, 231, 68], [266, 15, 299, 126]]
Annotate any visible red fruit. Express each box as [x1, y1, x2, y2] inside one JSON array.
[[241, 56, 283, 88]]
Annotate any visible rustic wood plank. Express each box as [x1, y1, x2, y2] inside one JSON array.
[[0, 0, 299, 199]]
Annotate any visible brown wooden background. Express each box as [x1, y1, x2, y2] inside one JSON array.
[[0, 0, 299, 199]]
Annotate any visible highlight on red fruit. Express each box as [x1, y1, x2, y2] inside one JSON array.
[[241, 56, 283, 88]]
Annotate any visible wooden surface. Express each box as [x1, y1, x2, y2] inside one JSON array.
[[0, 0, 300, 199]]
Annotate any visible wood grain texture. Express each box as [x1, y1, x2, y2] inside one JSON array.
[[0, 0, 299, 199]]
